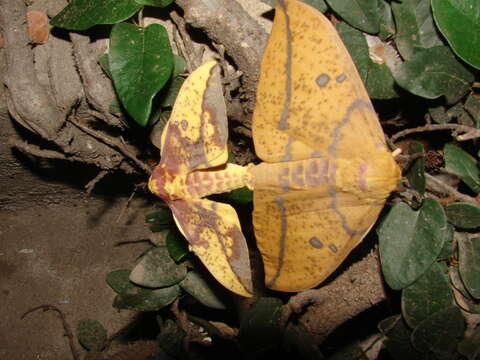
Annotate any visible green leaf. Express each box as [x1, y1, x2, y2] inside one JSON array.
[[458, 237, 480, 299], [406, 141, 426, 195], [464, 94, 480, 126], [432, 0, 480, 70], [428, 104, 450, 124], [77, 319, 107, 351], [98, 53, 112, 79], [113, 284, 179, 311], [109, 23, 173, 126], [458, 325, 480, 360], [284, 322, 326, 360], [130, 247, 187, 287], [159, 76, 185, 108], [238, 297, 283, 353], [223, 187, 254, 204], [337, 22, 398, 99], [50, 0, 142, 31], [444, 144, 480, 194], [378, 198, 447, 290], [301, 0, 328, 12], [449, 265, 480, 313], [446, 203, 480, 229], [106, 269, 135, 295], [437, 224, 454, 260], [378, 316, 424, 360], [377, 0, 396, 40], [172, 55, 187, 78], [145, 209, 173, 224], [326, 0, 379, 33], [166, 230, 189, 262], [134, 0, 174, 7], [179, 271, 228, 310], [393, 46, 474, 104], [411, 306, 464, 359], [401, 262, 454, 328], [391, 0, 444, 60]]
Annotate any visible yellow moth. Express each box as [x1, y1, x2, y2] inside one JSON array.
[[149, 0, 401, 297]]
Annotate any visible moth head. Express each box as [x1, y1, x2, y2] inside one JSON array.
[[148, 165, 173, 202]]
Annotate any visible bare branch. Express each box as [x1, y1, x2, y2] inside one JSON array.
[[174, 0, 268, 116], [392, 123, 480, 144]]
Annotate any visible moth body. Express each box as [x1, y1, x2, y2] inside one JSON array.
[[249, 155, 399, 202], [149, 163, 252, 201]]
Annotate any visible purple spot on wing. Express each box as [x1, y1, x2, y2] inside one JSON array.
[[316, 73, 330, 87], [181, 119, 188, 130], [328, 244, 338, 253], [336, 73, 347, 83], [309, 237, 324, 249]]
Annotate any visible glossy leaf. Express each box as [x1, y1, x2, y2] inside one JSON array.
[[145, 209, 173, 224], [159, 76, 185, 108], [223, 187, 254, 204], [449, 265, 480, 313], [464, 94, 480, 126], [378, 199, 447, 290], [50, 0, 142, 31], [337, 22, 398, 99], [444, 144, 480, 194], [109, 23, 173, 126], [134, 0, 174, 7], [130, 247, 187, 288], [428, 105, 450, 124], [377, 0, 395, 40], [406, 141, 426, 195], [437, 224, 454, 260], [77, 320, 107, 351], [238, 297, 283, 352], [446, 203, 480, 229], [411, 306, 464, 359], [326, 0, 379, 33], [432, 0, 480, 70], [393, 46, 474, 104], [458, 237, 480, 299], [113, 284, 179, 311], [179, 271, 228, 309], [391, 0, 444, 60], [166, 230, 189, 262], [106, 269, 134, 295], [378, 316, 424, 360], [401, 262, 454, 328]]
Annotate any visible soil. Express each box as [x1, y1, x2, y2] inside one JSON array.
[[0, 196, 157, 359]]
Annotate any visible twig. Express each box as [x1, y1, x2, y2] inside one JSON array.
[[391, 123, 480, 143], [9, 137, 85, 163], [85, 170, 109, 195], [69, 117, 152, 174], [170, 10, 202, 72], [115, 183, 146, 223], [21, 304, 80, 360], [426, 173, 479, 205]]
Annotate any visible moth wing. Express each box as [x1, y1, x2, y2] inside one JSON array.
[[252, 0, 388, 164], [159, 61, 228, 175], [168, 198, 253, 297], [253, 188, 383, 291]]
